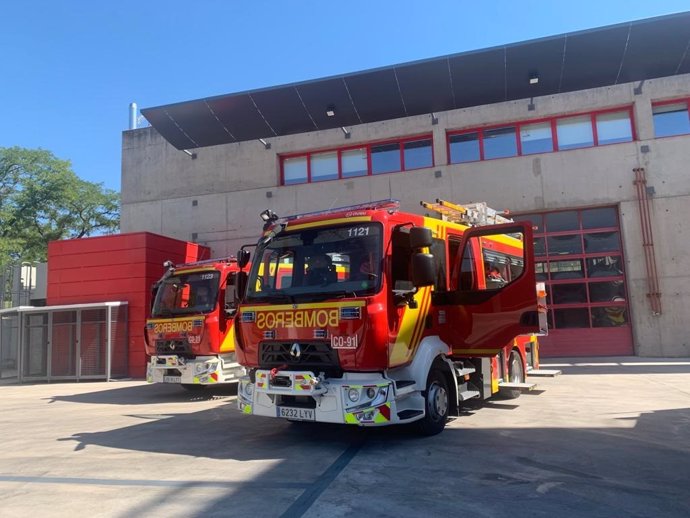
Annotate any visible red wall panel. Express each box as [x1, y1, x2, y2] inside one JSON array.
[[47, 232, 210, 378]]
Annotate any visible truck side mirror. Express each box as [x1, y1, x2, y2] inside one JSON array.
[[237, 249, 250, 269], [409, 227, 433, 249], [412, 253, 436, 287]]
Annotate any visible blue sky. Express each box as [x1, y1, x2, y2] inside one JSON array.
[[1, 1, 688, 192]]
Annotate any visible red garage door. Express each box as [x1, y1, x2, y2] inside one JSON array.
[[515, 207, 633, 357]]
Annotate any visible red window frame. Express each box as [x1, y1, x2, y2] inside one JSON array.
[[280, 134, 435, 185], [446, 106, 636, 165]]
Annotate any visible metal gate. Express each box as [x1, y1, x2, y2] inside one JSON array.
[[0, 302, 127, 382]]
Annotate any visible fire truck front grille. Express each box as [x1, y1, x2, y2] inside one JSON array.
[[155, 340, 190, 355], [260, 341, 341, 374]]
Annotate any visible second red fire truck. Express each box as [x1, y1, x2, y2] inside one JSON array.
[[145, 257, 244, 390], [234, 199, 548, 434]]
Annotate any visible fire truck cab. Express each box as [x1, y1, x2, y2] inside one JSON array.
[[235, 200, 547, 434], [145, 258, 244, 389]]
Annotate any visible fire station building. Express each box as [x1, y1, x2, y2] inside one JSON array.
[[121, 12, 690, 358]]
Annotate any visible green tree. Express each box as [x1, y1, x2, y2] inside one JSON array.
[[0, 146, 119, 265]]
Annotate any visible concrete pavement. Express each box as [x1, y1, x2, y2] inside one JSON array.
[[0, 357, 689, 517]]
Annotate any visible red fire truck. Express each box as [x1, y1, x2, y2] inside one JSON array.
[[234, 200, 549, 434], [145, 258, 244, 389]]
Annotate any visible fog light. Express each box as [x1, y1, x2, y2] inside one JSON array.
[[348, 388, 360, 403], [366, 387, 376, 399]]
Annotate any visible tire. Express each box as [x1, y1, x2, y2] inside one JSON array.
[[502, 350, 525, 400], [416, 368, 449, 436], [181, 384, 208, 392]]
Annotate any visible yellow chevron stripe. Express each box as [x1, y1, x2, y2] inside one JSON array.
[[409, 286, 431, 352], [287, 216, 372, 231], [147, 316, 200, 324], [219, 325, 236, 352], [389, 285, 431, 366], [241, 301, 365, 312]]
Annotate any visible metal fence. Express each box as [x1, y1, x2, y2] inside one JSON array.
[[0, 302, 128, 382]]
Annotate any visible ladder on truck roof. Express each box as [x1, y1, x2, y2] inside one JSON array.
[[420, 199, 513, 227]]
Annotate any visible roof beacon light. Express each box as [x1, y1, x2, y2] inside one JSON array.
[[260, 209, 279, 223]]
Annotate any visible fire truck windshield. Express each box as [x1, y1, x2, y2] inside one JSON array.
[[246, 223, 382, 302], [151, 271, 220, 317]]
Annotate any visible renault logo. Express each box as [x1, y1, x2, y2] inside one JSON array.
[[290, 343, 302, 360]]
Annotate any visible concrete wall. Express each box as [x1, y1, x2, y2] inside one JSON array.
[[121, 74, 690, 356]]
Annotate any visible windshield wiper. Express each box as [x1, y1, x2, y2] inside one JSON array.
[[250, 292, 296, 304], [309, 290, 359, 301]]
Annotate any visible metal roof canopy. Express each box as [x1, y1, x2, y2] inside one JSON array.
[[141, 12, 690, 150]]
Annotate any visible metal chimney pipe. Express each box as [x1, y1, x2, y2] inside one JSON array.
[[129, 102, 138, 130]]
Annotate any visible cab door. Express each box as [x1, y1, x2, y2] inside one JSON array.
[[433, 222, 539, 357]]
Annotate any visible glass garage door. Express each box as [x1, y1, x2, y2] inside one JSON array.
[[515, 207, 633, 357]]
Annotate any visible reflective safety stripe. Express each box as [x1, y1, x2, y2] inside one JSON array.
[[294, 374, 313, 391], [373, 403, 391, 423], [344, 402, 392, 425]]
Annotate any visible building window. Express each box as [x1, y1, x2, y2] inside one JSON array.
[[520, 122, 553, 155], [513, 206, 628, 331], [595, 111, 633, 145], [403, 139, 433, 169], [449, 132, 480, 163], [280, 134, 433, 185], [371, 143, 401, 175], [341, 148, 367, 178], [283, 156, 307, 185], [311, 151, 338, 182], [483, 126, 517, 159], [557, 115, 594, 150], [652, 101, 690, 138], [447, 107, 634, 164]]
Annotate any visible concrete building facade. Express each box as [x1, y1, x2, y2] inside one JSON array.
[[121, 14, 690, 357]]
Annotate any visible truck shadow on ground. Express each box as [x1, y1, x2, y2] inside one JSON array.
[[44, 382, 238, 405], [57, 401, 690, 518]]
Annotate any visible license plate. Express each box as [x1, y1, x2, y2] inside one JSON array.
[[277, 406, 315, 421], [163, 376, 182, 383], [331, 334, 358, 349]]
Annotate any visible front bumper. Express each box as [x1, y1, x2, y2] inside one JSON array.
[[237, 369, 404, 426], [147, 354, 243, 385]]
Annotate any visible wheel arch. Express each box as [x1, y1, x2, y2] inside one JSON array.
[[388, 336, 459, 413]]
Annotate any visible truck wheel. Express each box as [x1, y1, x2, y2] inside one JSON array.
[[181, 384, 207, 392], [502, 351, 524, 400], [416, 369, 449, 436]]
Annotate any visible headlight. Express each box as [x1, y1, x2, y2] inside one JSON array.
[[348, 388, 360, 403], [245, 382, 254, 397], [366, 387, 376, 399]]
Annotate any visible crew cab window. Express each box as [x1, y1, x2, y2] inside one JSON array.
[[449, 232, 526, 292]]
